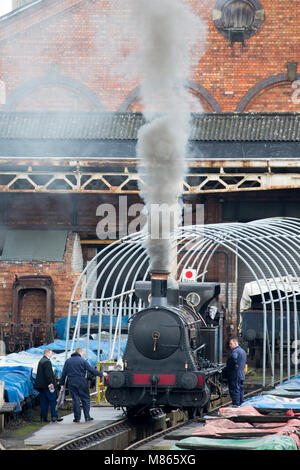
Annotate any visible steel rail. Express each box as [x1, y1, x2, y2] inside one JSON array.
[[124, 383, 268, 451], [52, 417, 130, 451]]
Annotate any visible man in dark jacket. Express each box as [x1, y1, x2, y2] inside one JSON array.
[[35, 348, 63, 423], [59, 347, 107, 423], [226, 336, 247, 407]]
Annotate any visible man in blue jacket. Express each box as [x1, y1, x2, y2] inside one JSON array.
[[60, 347, 107, 423], [226, 336, 247, 407]]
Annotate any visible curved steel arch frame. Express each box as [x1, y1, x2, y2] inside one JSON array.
[[66, 218, 300, 387]]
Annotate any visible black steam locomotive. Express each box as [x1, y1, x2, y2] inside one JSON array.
[[105, 271, 226, 418]]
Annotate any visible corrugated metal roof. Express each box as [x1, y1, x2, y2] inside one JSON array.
[[0, 111, 300, 142]]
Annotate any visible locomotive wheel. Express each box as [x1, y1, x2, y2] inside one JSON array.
[[187, 407, 203, 419], [126, 406, 150, 419], [254, 348, 261, 368], [105, 388, 126, 406]]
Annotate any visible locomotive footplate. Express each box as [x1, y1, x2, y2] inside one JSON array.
[[105, 368, 223, 410], [106, 370, 208, 389]]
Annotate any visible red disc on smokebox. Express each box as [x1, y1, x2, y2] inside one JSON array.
[[185, 271, 193, 279]]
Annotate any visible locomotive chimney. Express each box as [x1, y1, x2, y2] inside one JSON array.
[[150, 270, 169, 307]]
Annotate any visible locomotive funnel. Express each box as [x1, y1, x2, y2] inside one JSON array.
[[150, 270, 170, 307]]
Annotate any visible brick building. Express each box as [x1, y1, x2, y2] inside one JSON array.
[[0, 0, 299, 347]]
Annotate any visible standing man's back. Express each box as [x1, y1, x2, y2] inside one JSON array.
[[60, 347, 106, 423], [226, 336, 247, 406]]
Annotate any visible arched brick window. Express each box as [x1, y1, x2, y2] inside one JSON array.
[[236, 73, 300, 112], [213, 0, 264, 45], [119, 81, 221, 113], [3, 68, 104, 112]]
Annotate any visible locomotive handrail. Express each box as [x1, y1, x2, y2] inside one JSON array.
[[193, 343, 206, 353], [70, 290, 134, 303]]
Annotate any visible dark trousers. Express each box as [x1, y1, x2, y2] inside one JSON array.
[[69, 378, 91, 421], [40, 389, 58, 420], [228, 374, 244, 406]]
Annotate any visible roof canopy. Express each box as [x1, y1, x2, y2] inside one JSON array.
[[0, 112, 299, 159], [0, 112, 299, 141]]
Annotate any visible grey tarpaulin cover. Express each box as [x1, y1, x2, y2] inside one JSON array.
[[239, 276, 300, 312], [170, 435, 298, 450]]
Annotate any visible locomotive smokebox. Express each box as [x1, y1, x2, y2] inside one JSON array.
[[150, 270, 170, 307]]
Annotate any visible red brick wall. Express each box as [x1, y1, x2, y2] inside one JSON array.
[[191, 0, 300, 112], [0, 0, 299, 112], [244, 82, 299, 112], [0, 232, 82, 325], [0, 0, 299, 339], [14, 85, 96, 111], [19, 289, 46, 324], [0, 192, 143, 233]]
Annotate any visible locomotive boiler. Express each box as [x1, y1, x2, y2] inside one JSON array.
[[105, 271, 225, 418]]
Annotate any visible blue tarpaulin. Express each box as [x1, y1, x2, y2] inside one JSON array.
[[53, 315, 128, 340], [0, 334, 128, 412], [0, 350, 64, 377], [0, 366, 35, 412], [242, 394, 300, 410], [275, 375, 300, 388], [242, 374, 300, 410], [26, 337, 128, 362]]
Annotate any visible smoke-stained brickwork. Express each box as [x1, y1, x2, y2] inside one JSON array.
[[0, 0, 299, 113], [0, 232, 82, 336], [0, 0, 299, 340]]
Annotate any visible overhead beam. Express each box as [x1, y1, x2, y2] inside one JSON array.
[[0, 159, 298, 194]]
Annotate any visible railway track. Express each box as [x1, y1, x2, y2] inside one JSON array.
[[52, 411, 199, 451], [50, 408, 225, 450], [124, 383, 285, 450], [52, 418, 131, 450], [125, 415, 202, 450], [51, 383, 274, 451]]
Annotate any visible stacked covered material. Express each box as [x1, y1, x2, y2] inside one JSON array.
[[170, 406, 300, 451], [0, 366, 35, 412], [0, 348, 97, 376], [171, 435, 298, 451], [219, 405, 262, 417], [29, 335, 128, 362], [0, 333, 128, 412], [242, 395, 300, 410], [241, 374, 300, 410], [0, 348, 94, 412], [53, 315, 129, 340]]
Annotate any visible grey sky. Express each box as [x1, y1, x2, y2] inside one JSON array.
[[0, 1, 12, 17]]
